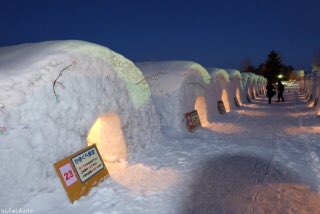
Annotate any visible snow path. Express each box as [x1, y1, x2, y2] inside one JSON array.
[[26, 83, 320, 213]]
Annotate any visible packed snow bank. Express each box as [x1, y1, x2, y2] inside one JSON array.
[[0, 40, 161, 207], [206, 68, 231, 119], [136, 61, 211, 131]]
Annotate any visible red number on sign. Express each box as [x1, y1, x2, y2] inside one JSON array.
[[64, 170, 74, 180], [69, 170, 74, 178]]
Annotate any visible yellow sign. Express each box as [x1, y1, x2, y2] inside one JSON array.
[[54, 144, 109, 203]]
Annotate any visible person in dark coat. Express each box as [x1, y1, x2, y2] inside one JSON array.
[[266, 81, 275, 104], [277, 80, 285, 102]]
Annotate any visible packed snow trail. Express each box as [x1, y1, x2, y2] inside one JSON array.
[[183, 83, 320, 213], [26, 83, 320, 214]]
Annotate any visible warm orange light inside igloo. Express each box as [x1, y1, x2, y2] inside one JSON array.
[[236, 88, 242, 106], [87, 113, 127, 163], [195, 96, 209, 126], [222, 89, 230, 112]]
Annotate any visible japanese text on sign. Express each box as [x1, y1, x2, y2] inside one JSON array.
[[71, 147, 104, 183]]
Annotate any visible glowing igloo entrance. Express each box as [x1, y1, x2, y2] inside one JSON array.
[[87, 113, 127, 163], [195, 96, 209, 126], [221, 88, 231, 112], [87, 115, 179, 195]]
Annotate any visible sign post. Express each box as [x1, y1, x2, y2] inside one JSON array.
[[54, 144, 109, 203], [185, 110, 201, 132]]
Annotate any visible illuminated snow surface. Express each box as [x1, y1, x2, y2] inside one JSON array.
[[26, 82, 320, 214], [1, 42, 320, 213]]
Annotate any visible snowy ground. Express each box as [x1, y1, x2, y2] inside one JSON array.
[[23, 83, 320, 213]]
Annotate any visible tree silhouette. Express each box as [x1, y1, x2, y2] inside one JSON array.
[[262, 50, 283, 82]]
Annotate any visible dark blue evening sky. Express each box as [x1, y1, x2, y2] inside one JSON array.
[[1, 0, 320, 70]]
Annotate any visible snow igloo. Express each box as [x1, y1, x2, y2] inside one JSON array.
[[248, 73, 258, 99], [257, 76, 267, 95], [225, 69, 243, 108], [0, 40, 161, 206], [136, 61, 211, 131], [206, 68, 231, 118], [240, 73, 251, 103]]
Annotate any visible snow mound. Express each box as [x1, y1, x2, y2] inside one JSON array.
[[207, 67, 230, 82], [225, 69, 243, 108], [0, 40, 161, 207], [225, 69, 241, 79], [137, 61, 211, 131], [206, 68, 232, 116]]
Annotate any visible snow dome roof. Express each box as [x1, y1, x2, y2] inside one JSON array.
[[207, 67, 229, 81], [245, 72, 258, 84], [0, 40, 150, 109], [136, 61, 211, 94], [224, 69, 241, 79]]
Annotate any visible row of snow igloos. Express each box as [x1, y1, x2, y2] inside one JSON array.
[[297, 68, 320, 115], [0, 40, 266, 207], [136, 61, 267, 132]]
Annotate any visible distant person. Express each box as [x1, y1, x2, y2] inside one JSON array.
[[277, 80, 285, 102], [266, 81, 275, 104]]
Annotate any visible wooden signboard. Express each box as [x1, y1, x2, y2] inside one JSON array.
[[217, 100, 226, 114], [234, 97, 241, 107], [313, 98, 318, 108], [54, 144, 109, 203], [247, 94, 252, 103], [185, 110, 201, 131]]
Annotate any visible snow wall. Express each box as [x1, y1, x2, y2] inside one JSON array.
[[0, 40, 162, 207], [225, 69, 243, 108], [136, 61, 211, 131], [206, 68, 231, 119]]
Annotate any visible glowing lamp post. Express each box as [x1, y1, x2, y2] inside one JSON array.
[[277, 74, 284, 79]]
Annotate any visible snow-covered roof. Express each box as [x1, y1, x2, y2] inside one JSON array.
[[207, 67, 229, 81], [136, 61, 211, 94], [224, 69, 241, 79]]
